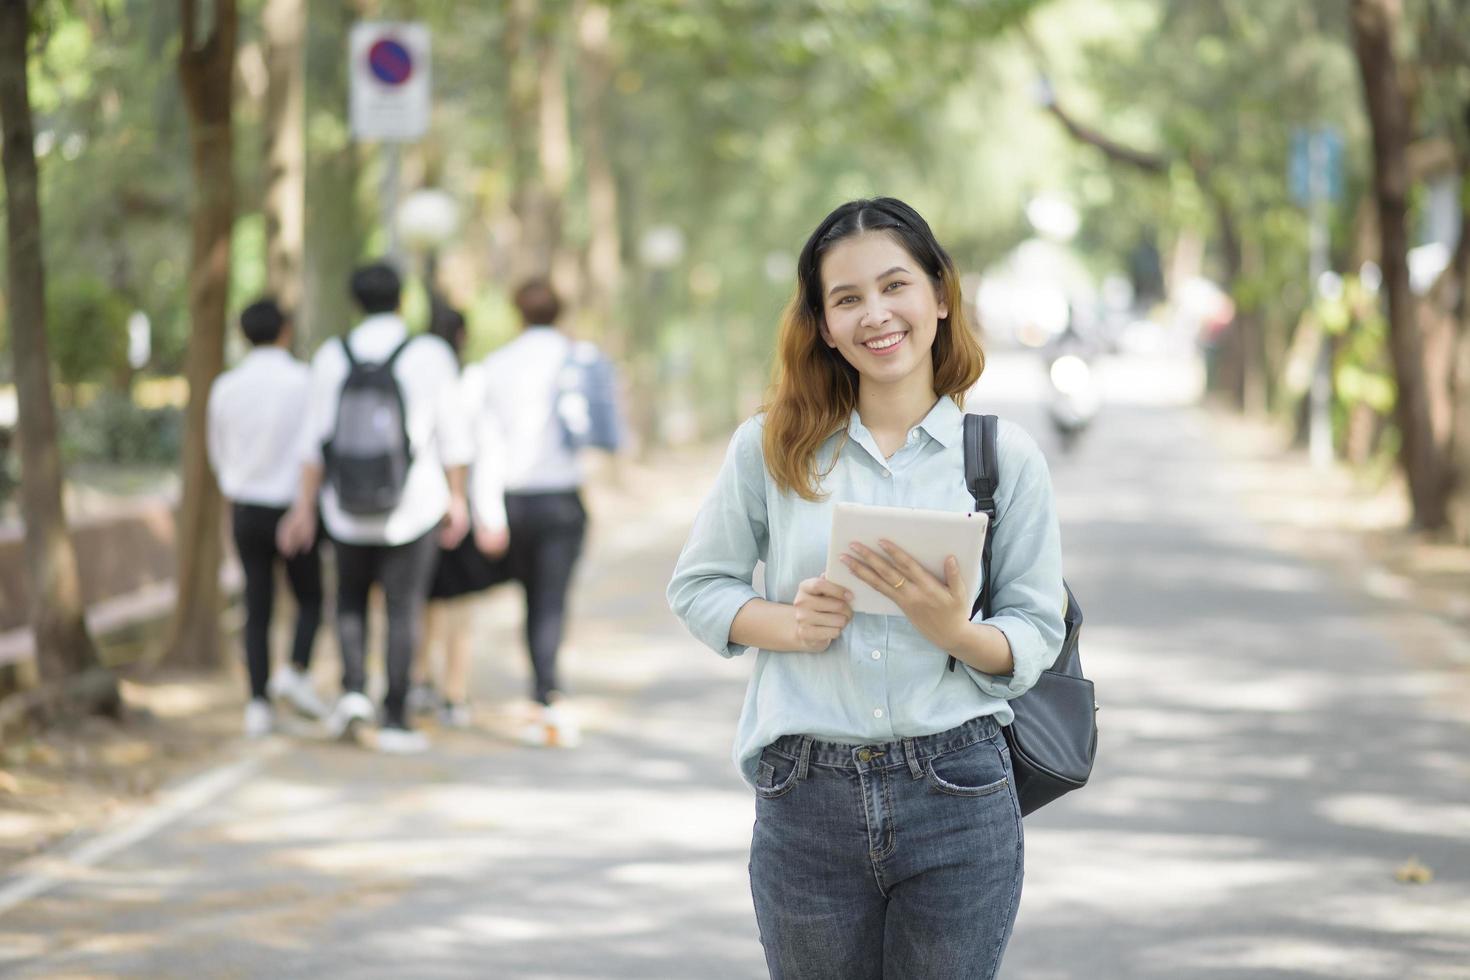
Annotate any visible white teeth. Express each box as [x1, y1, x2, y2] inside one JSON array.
[[865, 333, 904, 350]]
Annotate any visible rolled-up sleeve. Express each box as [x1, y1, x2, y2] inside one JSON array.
[[433, 350, 475, 469], [205, 382, 225, 482], [667, 418, 769, 658], [468, 366, 508, 533], [965, 423, 1065, 699], [298, 348, 335, 468]]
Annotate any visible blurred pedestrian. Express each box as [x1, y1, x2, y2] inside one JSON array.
[[278, 262, 472, 754], [207, 298, 327, 737], [409, 304, 510, 728], [667, 198, 1065, 978], [470, 278, 625, 747]]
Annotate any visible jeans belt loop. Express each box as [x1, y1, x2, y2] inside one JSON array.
[[796, 736, 814, 781], [902, 737, 923, 779]]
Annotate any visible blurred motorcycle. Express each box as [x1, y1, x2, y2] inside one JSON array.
[[1046, 350, 1100, 452]]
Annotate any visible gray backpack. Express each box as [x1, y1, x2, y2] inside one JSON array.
[[323, 336, 414, 515]]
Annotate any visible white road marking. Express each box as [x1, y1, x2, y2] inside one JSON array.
[[0, 739, 286, 919]]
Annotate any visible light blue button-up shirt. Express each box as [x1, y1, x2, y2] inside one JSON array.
[[667, 395, 1065, 785]]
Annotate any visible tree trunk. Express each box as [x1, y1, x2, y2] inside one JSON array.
[[0, 0, 116, 707], [575, 0, 624, 353], [505, 0, 568, 285], [539, 17, 578, 306], [262, 0, 306, 323], [1441, 163, 1470, 541], [303, 0, 363, 351], [166, 0, 235, 667], [1351, 0, 1448, 530]]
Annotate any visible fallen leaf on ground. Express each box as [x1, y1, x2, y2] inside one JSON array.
[[1394, 857, 1434, 884]]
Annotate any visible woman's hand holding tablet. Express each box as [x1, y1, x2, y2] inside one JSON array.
[[824, 502, 988, 624]]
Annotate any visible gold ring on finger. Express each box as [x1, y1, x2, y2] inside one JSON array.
[[891, 576, 905, 589]]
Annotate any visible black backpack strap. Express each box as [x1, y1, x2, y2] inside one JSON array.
[[340, 335, 357, 367], [950, 413, 1000, 672], [382, 335, 415, 368]]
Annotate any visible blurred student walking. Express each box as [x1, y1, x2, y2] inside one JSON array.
[[471, 278, 624, 747], [410, 305, 509, 728], [207, 298, 327, 737], [278, 263, 472, 754]]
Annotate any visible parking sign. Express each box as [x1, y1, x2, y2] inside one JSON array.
[[349, 22, 430, 142]]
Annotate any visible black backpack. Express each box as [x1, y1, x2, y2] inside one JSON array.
[[951, 413, 1097, 816], [323, 336, 414, 515]]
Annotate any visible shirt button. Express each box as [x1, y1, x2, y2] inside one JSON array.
[[872, 708, 885, 719], [870, 650, 882, 660], [882, 470, 891, 478]]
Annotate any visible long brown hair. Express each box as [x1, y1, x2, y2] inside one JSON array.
[[762, 198, 985, 500]]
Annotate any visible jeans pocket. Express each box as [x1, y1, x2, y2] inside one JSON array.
[[754, 748, 801, 800], [923, 737, 1010, 798]]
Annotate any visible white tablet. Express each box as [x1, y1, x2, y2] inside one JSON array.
[[824, 502, 989, 616]]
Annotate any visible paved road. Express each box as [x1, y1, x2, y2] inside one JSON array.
[[2, 349, 1468, 979]]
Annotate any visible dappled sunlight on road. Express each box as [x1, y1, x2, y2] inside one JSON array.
[[1316, 792, 1470, 840]]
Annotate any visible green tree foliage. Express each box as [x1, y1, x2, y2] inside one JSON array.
[[46, 274, 129, 388]]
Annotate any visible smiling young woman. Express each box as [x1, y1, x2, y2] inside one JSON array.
[[764, 199, 983, 498], [668, 198, 1065, 979]]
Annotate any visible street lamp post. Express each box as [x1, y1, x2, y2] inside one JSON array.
[[397, 188, 460, 318], [635, 224, 686, 450]]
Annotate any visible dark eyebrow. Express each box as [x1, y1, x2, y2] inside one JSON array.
[[825, 266, 913, 298]]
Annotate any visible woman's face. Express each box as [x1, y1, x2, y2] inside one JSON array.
[[817, 231, 947, 393]]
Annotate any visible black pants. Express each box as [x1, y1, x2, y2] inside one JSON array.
[[231, 502, 323, 701], [333, 530, 439, 727], [505, 491, 587, 705]]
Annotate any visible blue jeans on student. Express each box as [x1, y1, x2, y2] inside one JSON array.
[[749, 714, 1024, 980]]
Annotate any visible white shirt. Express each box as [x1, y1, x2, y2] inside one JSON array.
[[207, 346, 310, 508], [301, 313, 474, 545], [460, 361, 507, 533], [473, 327, 585, 506]]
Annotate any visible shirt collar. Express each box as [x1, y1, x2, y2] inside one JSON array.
[[916, 395, 964, 448], [243, 345, 293, 363], [845, 395, 964, 451], [354, 312, 407, 338]]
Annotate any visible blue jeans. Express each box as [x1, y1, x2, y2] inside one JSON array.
[[749, 715, 1023, 980]]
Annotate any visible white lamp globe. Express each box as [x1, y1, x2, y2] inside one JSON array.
[[397, 189, 460, 250]]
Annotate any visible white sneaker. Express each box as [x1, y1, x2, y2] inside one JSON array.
[[324, 692, 375, 741], [268, 665, 329, 719], [406, 683, 439, 716], [376, 725, 430, 755], [544, 703, 582, 748], [243, 699, 274, 738], [516, 703, 582, 748], [439, 702, 473, 729]]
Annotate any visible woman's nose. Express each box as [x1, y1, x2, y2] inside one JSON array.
[[860, 299, 891, 327]]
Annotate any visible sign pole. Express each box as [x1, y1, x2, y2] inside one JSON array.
[[349, 22, 430, 271], [1308, 131, 1333, 469], [382, 142, 402, 269]]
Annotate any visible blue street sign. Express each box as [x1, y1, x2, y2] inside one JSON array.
[[1290, 125, 1344, 206]]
